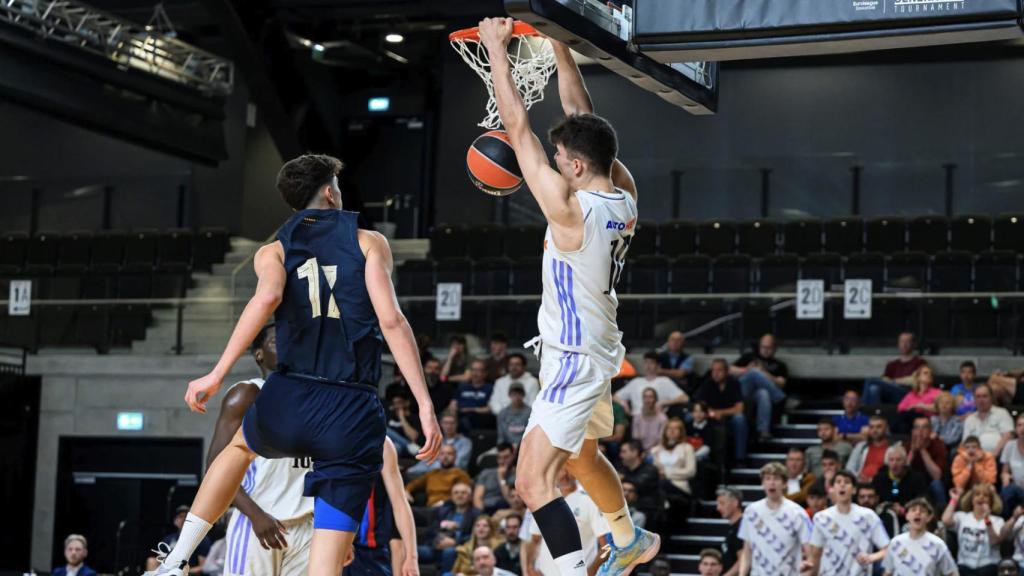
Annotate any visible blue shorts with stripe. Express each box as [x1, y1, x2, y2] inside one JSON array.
[[242, 371, 386, 524]]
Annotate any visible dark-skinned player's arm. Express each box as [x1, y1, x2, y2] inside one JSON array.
[[186, 242, 285, 413], [205, 382, 288, 550], [478, 18, 575, 230], [361, 229, 442, 464], [550, 39, 638, 202], [381, 437, 420, 576]]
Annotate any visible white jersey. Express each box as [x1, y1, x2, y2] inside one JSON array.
[[882, 532, 956, 576], [538, 189, 638, 369], [810, 504, 890, 576], [232, 378, 314, 521], [737, 498, 813, 576]]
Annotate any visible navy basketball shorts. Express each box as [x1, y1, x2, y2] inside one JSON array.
[[347, 545, 392, 576], [242, 371, 386, 526]]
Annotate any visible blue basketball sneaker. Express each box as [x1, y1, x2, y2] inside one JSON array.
[[597, 527, 661, 576]]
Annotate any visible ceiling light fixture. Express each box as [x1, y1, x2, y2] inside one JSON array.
[[385, 33, 404, 44]]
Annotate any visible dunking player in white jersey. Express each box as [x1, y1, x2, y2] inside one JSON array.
[[479, 17, 659, 576], [208, 326, 314, 576]]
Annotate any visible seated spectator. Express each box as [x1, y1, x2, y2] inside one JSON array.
[[651, 557, 673, 576], [904, 415, 949, 507], [407, 413, 472, 479], [386, 393, 422, 458], [953, 436, 998, 491], [729, 333, 788, 443], [490, 353, 539, 415], [932, 391, 965, 450], [988, 368, 1024, 406], [491, 487, 526, 527], [857, 483, 900, 538], [483, 333, 510, 383], [599, 399, 629, 466], [619, 440, 663, 528], [805, 483, 828, 518], [1001, 414, 1024, 515], [615, 352, 689, 416], [810, 450, 841, 496], [1002, 506, 1024, 573], [469, 546, 517, 576], [425, 357, 457, 416], [453, 515, 504, 576], [632, 387, 669, 450], [406, 444, 472, 506], [942, 484, 1004, 576], [657, 331, 695, 391], [964, 384, 1014, 455], [651, 417, 697, 498], [622, 481, 648, 528], [147, 505, 211, 572], [805, 418, 853, 476], [715, 487, 744, 576], [698, 549, 725, 576], [871, 445, 929, 511], [201, 535, 226, 576], [687, 401, 712, 461], [53, 534, 97, 576], [493, 514, 523, 575], [951, 361, 980, 417], [428, 482, 481, 570], [834, 389, 870, 444], [897, 365, 940, 432], [847, 415, 891, 483], [694, 359, 749, 463], [862, 331, 926, 405], [784, 447, 817, 506], [474, 443, 514, 513], [496, 383, 532, 446], [456, 359, 495, 432], [443, 335, 471, 384]]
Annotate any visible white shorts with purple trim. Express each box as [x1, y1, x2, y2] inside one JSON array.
[[223, 509, 313, 576]]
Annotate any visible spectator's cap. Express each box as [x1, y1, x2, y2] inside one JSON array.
[[509, 382, 525, 395], [174, 504, 190, 515], [716, 486, 744, 502]]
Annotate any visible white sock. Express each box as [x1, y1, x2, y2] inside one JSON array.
[[163, 513, 213, 567], [553, 549, 588, 576], [603, 505, 636, 547]]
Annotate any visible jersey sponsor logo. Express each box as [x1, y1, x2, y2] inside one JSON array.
[[605, 218, 636, 231]]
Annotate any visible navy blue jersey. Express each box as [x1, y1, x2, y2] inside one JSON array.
[[356, 475, 393, 550], [275, 209, 383, 385]]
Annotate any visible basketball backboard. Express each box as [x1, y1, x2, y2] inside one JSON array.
[[504, 0, 718, 115]]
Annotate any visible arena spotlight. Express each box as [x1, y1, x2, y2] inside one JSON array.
[[368, 97, 390, 112], [385, 33, 404, 43]]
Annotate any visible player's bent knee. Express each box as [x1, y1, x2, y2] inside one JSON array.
[[313, 497, 359, 532]]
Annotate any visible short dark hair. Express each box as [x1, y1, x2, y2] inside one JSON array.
[[496, 442, 514, 454], [643, 351, 660, 362], [856, 482, 876, 493], [623, 440, 644, 455], [276, 154, 344, 210], [490, 332, 508, 344], [905, 497, 935, 516], [807, 483, 827, 498], [832, 470, 857, 487], [692, 400, 708, 413], [711, 358, 729, 370], [450, 334, 467, 346], [961, 360, 977, 371], [698, 549, 723, 564], [963, 435, 981, 446], [821, 449, 840, 462], [818, 418, 835, 427], [508, 352, 527, 365], [251, 324, 274, 354], [547, 113, 618, 175]]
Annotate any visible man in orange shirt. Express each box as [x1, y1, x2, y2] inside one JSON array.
[[406, 444, 472, 506]]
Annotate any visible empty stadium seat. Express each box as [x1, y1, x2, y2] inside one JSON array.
[[758, 254, 799, 292], [930, 251, 972, 292], [994, 214, 1024, 253], [153, 263, 191, 298], [26, 232, 59, 267], [659, 220, 697, 256], [886, 252, 928, 290], [670, 255, 711, 293], [783, 219, 823, 255], [470, 257, 512, 295], [628, 221, 658, 256], [123, 229, 158, 266], [90, 230, 125, 267], [907, 215, 948, 254], [698, 220, 737, 256], [511, 257, 542, 294], [58, 230, 92, 267], [865, 217, 906, 254], [429, 224, 467, 259], [0, 232, 28, 268], [82, 264, 119, 299], [844, 252, 885, 287], [737, 220, 777, 257], [466, 224, 505, 259], [158, 228, 193, 266], [435, 258, 472, 290], [824, 218, 864, 254], [193, 227, 229, 272], [950, 214, 992, 253], [503, 225, 545, 259], [711, 254, 751, 293], [627, 255, 669, 293], [800, 253, 842, 289], [397, 259, 434, 296], [975, 251, 1018, 292]]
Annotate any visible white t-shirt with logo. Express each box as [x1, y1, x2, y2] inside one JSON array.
[[615, 376, 684, 415], [737, 498, 813, 576], [882, 532, 956, 576], [810, 504, 890, 576], [951, 511, 1003, 568], [525, 488, 610, 574]]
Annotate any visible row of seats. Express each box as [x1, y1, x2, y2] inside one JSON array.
[[429, 213, 1024, 259], [0, 227, 230, 272], [398, 251, 1020, 296]]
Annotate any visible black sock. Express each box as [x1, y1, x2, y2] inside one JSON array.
[[533, 497, 584, 559]]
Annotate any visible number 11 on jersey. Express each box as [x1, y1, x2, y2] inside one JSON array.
[[297, 257, 341, 319]]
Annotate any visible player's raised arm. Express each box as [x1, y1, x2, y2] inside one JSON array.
[[478, 18, 575, 228], [185, 243, 285, 413], [361, 229, 442, 463], [550, 39, 637, 201], [381, 437, 419, 576]]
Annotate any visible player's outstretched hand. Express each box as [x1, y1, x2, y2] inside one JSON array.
[[417, 411, 443, 464], [184, 372, 223, 413], [478, 17, 514, 53], [401, 552, 420, 576], [251, 510, 288, 550]]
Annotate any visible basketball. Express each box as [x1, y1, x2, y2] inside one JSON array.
[[466, 130, 523, 196]]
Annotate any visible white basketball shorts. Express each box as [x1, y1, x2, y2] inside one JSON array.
[[223, 510, 313, 576]]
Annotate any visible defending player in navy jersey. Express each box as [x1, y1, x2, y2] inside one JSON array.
[[142, 155, 441, 576]]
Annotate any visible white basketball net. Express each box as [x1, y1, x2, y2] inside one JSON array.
[[451, 32, 556, 130]]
